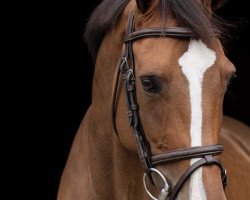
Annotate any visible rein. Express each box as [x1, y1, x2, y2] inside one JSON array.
[[111, 12, 227, 200]]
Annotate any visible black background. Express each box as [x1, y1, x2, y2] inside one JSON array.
[[15, 1, 249, 199]]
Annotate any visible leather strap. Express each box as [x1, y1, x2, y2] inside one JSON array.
[[152, 144, 224, 166], [169, 155, 227, 200], [124, 27, 193, 42]]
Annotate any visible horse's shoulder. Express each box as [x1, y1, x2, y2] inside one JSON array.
[[222, 116, 250, 136], [221, 116, 250, 155]]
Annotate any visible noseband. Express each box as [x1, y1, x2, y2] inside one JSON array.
[[112, 13, 227, 200]]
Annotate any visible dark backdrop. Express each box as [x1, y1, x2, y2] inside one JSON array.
[[24, 1, 249, 200]]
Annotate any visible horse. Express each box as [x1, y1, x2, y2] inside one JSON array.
[[58, 0, 250, 199]]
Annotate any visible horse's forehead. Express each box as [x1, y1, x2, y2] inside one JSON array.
[[134, 38, 225, 74], [134, 38, 189, 71], [179, 40, 216, 75]]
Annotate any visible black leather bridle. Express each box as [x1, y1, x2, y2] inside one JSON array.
[[112, 12, 227, 200]]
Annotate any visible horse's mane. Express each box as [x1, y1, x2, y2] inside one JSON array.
[[83, 0, 130, 61], [84, 0, 223, 62]]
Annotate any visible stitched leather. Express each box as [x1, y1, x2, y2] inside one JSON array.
[[168, 155, 227, 200], [124, 27, 193, 42], [152, 144, 224, 165]]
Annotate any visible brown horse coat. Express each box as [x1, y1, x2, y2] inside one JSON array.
[[58, 0, 250, 199]]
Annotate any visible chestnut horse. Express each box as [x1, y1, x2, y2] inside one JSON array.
[[58, 0, 250, 199]]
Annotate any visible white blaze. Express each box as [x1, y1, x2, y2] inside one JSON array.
[[178, 40, 216, 200]]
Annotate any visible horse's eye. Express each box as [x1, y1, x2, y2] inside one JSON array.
[[140, 76, 162, 93]]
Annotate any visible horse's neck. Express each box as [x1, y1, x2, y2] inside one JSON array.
[[88, 0, 132, 162], [86, 9, 146, 199], [87, 38, 146, 199]]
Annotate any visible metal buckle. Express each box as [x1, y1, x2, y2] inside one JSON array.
[[143, 168, 171, 200], [222, 169, 228, 188], [126, 68, 134, 82], [120, 57, 129, 75]]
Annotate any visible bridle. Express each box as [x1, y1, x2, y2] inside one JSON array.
[[111, 12, 228, 200], [112, 12, 228, 200]]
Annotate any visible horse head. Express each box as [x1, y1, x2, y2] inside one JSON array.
[[58, 1, 250, 200], [113, 0, 234, 199]]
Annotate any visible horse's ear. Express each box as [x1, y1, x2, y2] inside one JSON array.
[[212, 0, 228, 10], [136, 0, 149, 13]]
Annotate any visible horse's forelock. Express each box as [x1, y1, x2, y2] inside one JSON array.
[[159, 0, 223, 40], [84, 0, 225, 62]]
